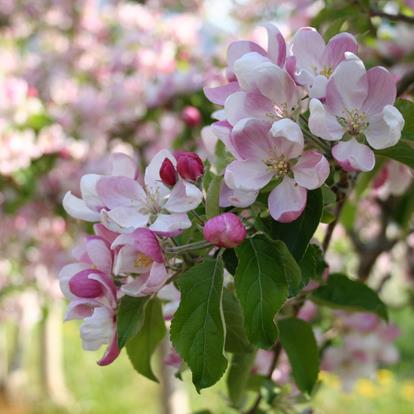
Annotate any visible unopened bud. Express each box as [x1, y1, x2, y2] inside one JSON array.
[[160, 158, 177, 187], [69, 270, 104, 298], [182, 106, 201, 127], [203, 213, 247, 248], [176, 152, 204, 181]]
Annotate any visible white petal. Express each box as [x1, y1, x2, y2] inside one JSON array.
[[63, 191, 100, 222]]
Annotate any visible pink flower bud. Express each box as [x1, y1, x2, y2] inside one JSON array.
[[159, 158, 177, 187], [69, 270, 104, 298], [181, 106, 201, 127], [176, 152, 204, 181], [203, 213, 247, 248]]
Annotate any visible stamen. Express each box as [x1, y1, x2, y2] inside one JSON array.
[[135, 253, 153, 268], [265, 158, 290, 177]]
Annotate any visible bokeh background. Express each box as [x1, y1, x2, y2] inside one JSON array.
[[1, 0, 414, 413]]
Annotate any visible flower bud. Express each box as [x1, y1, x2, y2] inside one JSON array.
[[203, 213, 247, 248], [159, 158, 177, 187], [181, 106, 201, 127], [69, 270, 104, 298], [176, 152, 204, 181]]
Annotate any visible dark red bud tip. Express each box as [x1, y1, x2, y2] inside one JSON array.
[[176, 152, 204, 181], [159, 158, 177, 187], [181, 106, 201, 127]]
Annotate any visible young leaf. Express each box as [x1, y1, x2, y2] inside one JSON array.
[[235, 236, 299, 348], [117, 296, 149, 349], [299, 244, 327, 287], [311, 273, 388, 321], [170, 257, 227, 391], [258, 188, 323, 261], [278, 318, 320, 394], [205, 174, 222, 219], [227, 352, 256, 409], [126, 297, 166, 382], [222, 289, 253, 354]]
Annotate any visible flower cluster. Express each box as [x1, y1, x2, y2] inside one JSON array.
[[204, 24, 404, 222]]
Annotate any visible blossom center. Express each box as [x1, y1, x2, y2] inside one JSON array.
[[339, 109, 368, 135], [266, 103, 295, 121], [265, 158, 290, 177], [135, 253, 153, 268], [319, 65, 333, 78]]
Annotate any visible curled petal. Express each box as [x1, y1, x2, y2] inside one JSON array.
[[308, 98, 343, 141], [270, 118, 304, 158], [264, 23, 286, 67], [219, 182, 258, 208], [211, 120, 239, 158], [59, 263, 89, 299], [308, 74, 328, 99], [227, 40, 267, 79], [233, 52, 270, 91], [97, 334, 121, 366], [64, 299, 95, 321], [149, 213, 191, 234], [225, 160, 273, 191], [365, 105, 404, 150], [204, 81, 240, 105], [69, 270, 105, 298], [63, 191, 101, 222], [332, 138, 375, 172], [293, 151, 330, 190], [268, 177, 307, 223], [121, 262, 168, 297], [80, 174, 103, 211], [164, 180, 203, 213]]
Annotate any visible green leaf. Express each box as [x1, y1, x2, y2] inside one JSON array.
[[235, 236, 297, 348], [126, 298, 166, 382], [311, 273, 388, 321], [222, 289, 253, 354], [117, 296, 149, 349], [223, 248, 238, 275], [170, 257, 227, 391], [227, 352, 256, 409], [299, 244, 327, 287], [205, 174, 222, 219], [259, 189, 323, 261], [278, 318, 320, 394]]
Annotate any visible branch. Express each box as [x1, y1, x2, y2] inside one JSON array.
[[369, 8, 414, 24], [397, 67, 414, 97]]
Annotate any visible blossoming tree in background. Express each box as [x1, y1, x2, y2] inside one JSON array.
[[2, 0, 414, 413]]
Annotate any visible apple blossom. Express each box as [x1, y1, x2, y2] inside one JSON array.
[[203, 213, 247, 248], [223, 118, 329, 222], [309, 54, 404, 172]]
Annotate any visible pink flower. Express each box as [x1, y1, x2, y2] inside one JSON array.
[[98, 150, 202, 234], [203, 213, 247, 248], [111, 228, 169, 297], [223, 118, 329, 222], [291, 27, 358, 99], [181, 106, 201, 127], [175, 151, 204, 181], [309, 54, 404, 172]]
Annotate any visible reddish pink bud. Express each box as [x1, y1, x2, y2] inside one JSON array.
[[69, 270, 104, 298], [203, 213, 247, 248], [160, 158, 177, 186], [181, 106, 201, 127], [176, 152, 204, 181]]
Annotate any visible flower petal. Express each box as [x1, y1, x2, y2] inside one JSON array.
[[204, 81, 240, 105], [97, 334, 120, 366], [86, 237, 113, 274], [233, 52, 270, 91], [231, 118, 273, 160], [144, 149, 175, 195], [101, 206, 149, 233], [63, 191, 101, 222], [225, 160, 273, 191], [224, 91, 273, 126], [211, 120, 239, 158], [270, 118, 304, 159], [268, 177, 307, 223], [322, 32, 358, 69], [59, 263, 89, 299], [110, 153, 137, 179], [291, 27, 325, 72], [293, 151, 330, 189], [227, 40, 267, 79], [365, 105, 404, 150], [80, 174, 104, 211], [164, 180, 203, 213], [308, 98, 343, 141], [219, 182, 258, 208], [264, 23, 286, 67], [362, 67, 397, 115], [149, 213, 191, 234], [332, 138, 375, 172]]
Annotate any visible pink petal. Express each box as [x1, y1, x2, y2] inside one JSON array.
[[80, 174, 104, 211], [149, 213, 191, 234], [224, 91, 273, 126], [308, 98, 343, 141], [164, 180, 203, 213], [219, 182, 258, 208], [86, 237, 113, 274], [101, 207, 149, 233], [121, 262, 168, 297], [204, 81, 240, 105], [97, 176, 146, 209], [227, 40, 267, 79], [93, 223, 119, 244], [88, 273, 117, 305], [63, 191, 100, 222], [268, 177, 307, 222], [308, 75, 328, 99], [291, 27, 325, 72], [233, 52, 271, 91], [293, 151, 330, 190], [59, 263, 89, 298], [270, 119, 304, 159], [264, 23, 286, 67], [110, 153, 137, 179], [332, 138, 375, 172], [69, 270, 105, 298], [362, 67, 397, 115], [322, 32, 358, 69], [97, 334, 120, 366], [113, 245, 149, 275], [211, 120, 239, 158], [231, 118, 273, 160], [64, 299, 95, 321], [225, 160, 273, 191]]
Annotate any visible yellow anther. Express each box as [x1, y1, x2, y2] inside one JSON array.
[[135, 253, 153, 268]]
